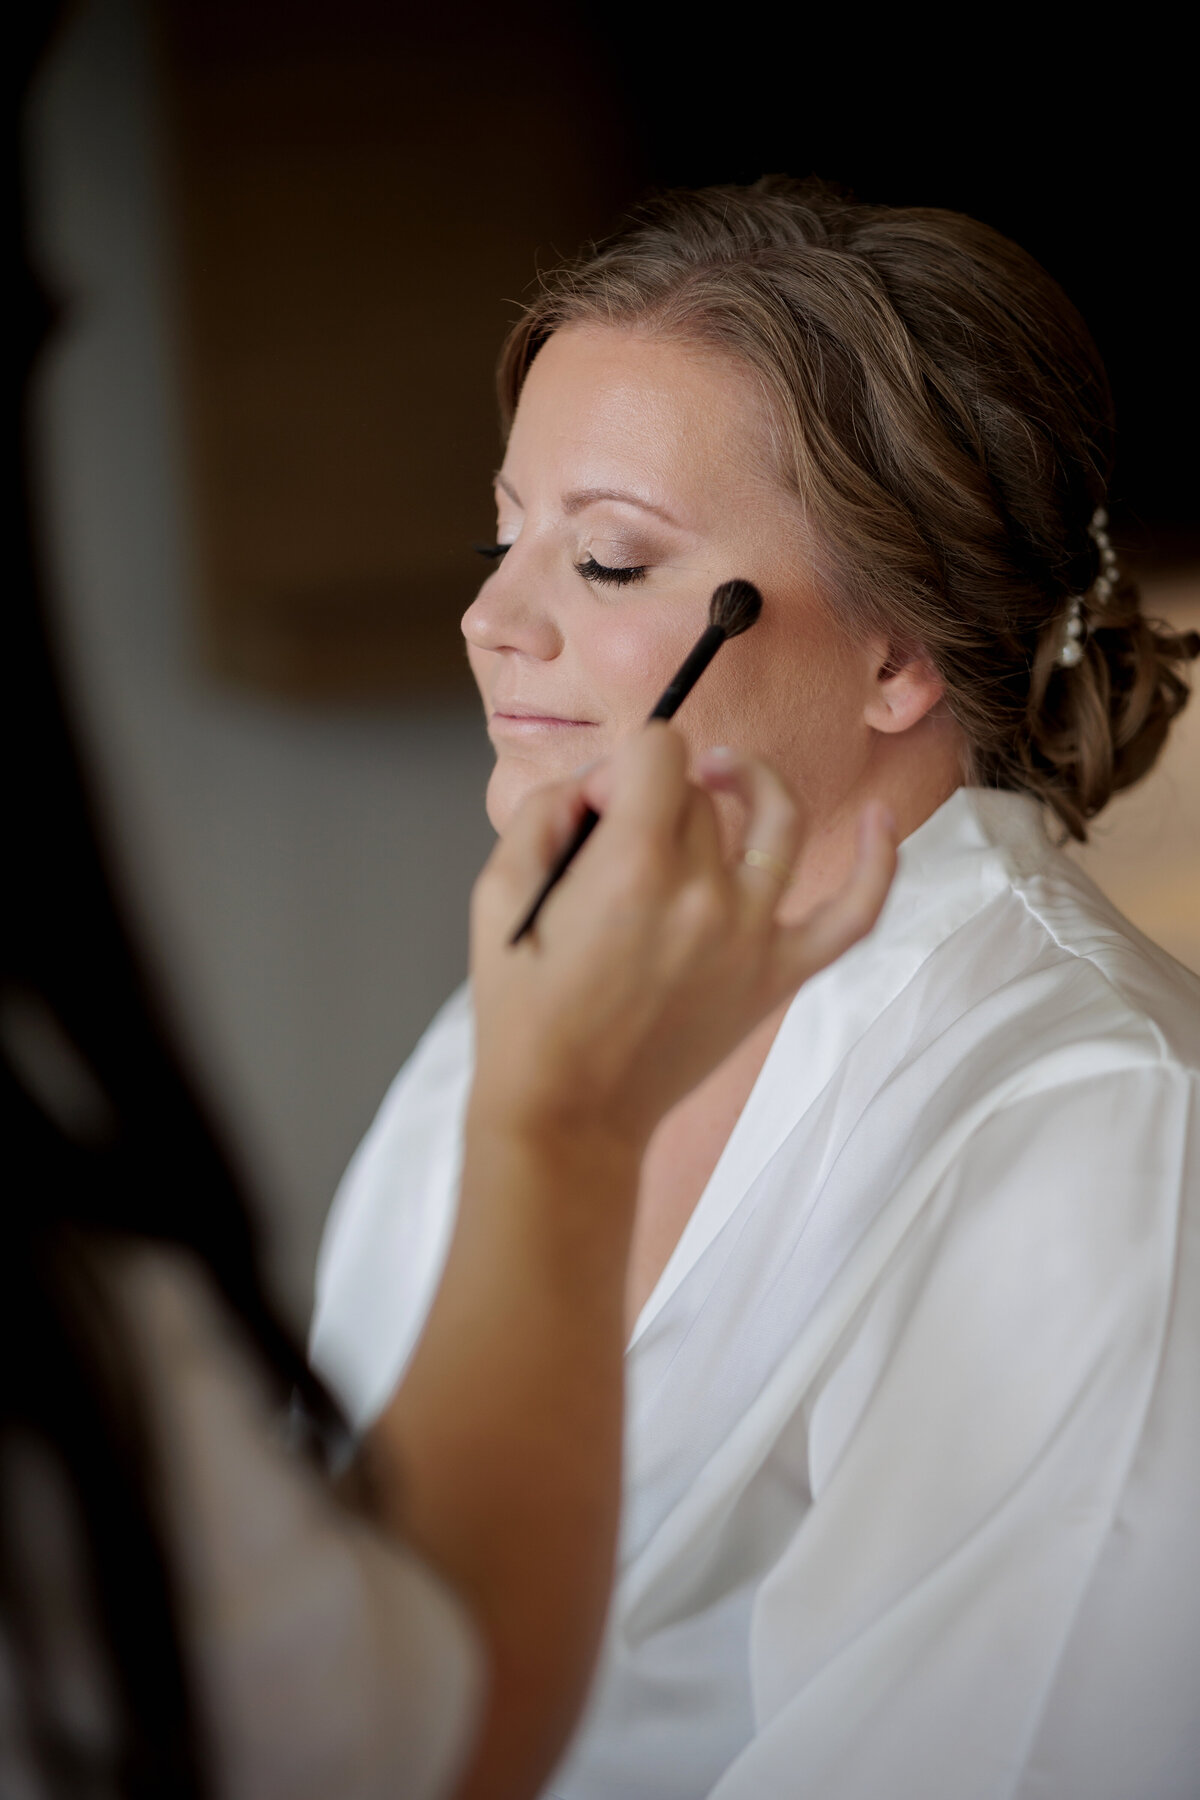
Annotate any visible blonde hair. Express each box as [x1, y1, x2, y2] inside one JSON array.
[[499, 178, 1197, 840]]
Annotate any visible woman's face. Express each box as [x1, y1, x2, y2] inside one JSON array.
[[462, 324, 872, 835]]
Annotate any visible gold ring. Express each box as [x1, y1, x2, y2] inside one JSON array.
[[742, 848, 792, 885]]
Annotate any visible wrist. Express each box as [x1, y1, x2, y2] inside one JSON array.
[[465, 1080, 648, 1175], [461, 1100, 644, 1259]]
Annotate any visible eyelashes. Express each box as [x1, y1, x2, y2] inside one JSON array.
[[573, 555, 649, 588], [474, 544, 649, 589]]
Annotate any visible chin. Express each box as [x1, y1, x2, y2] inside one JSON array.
[[485, 759, 539, 835], [485, 736, 610, 834]]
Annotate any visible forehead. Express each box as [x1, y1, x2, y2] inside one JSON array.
[[504, 324, 785, 524]]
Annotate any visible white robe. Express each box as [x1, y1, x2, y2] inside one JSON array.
[[310, 787, 1200, 1800]]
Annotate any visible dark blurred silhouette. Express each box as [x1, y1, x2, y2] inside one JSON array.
[[5, 19, 339, 1790]]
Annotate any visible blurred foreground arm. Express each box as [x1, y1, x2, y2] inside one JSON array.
[[365, 726, 896, 1800]]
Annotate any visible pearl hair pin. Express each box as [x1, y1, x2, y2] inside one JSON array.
[[1058, 507, 1118, 668]]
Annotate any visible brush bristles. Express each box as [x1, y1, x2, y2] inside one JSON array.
[[709, 578, 763, 639]]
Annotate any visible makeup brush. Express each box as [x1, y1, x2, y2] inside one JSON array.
[[509, 578, 763, 945]]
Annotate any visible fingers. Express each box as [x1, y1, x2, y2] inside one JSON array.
[[772, 801, 897, 988], [583, 724, 691, 843], [696, 746, 804, 923], [473, 777, 594, 946], [476, 729, 694, 948], [585, 731, 731, 907]]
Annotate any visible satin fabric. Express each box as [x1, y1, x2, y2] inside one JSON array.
[[311, 788, 1200, 1799]]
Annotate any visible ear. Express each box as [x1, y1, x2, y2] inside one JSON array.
[[861, 636, 945, 735]]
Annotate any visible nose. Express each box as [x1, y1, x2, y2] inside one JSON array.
[[461, 550, 563, 661]]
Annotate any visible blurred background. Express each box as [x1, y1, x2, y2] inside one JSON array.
[[22, 0, 1199, 1326]]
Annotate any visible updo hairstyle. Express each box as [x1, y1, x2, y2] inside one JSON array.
[[498, 178, 1198, 841]]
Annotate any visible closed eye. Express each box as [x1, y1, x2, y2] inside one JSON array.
[[574, 555, 649, 588]]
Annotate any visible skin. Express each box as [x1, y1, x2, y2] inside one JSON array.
[[463, 324, 964, 1324]]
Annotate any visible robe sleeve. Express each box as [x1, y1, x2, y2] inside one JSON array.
[[119, 1249, 482, 1800], [709, 1063, 1200, 1800]]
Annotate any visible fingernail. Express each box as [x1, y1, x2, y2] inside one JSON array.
[[704, 746, 734, 764], [571, 759, 600, 778]]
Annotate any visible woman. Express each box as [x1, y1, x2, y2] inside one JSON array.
[[311, 178, 1200, 1798], [2, 184, 898, 1796]]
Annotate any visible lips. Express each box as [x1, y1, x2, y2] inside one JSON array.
[[489, 701, 599, 733]]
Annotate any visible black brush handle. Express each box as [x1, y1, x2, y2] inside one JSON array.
[[508, 622, 728, 945], [647, 625, 725, 721], [509, 806, 601, 945]]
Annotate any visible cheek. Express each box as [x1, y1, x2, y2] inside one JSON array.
[[466, 637, 488, 701], [668, 611, 864, 789], [579, 604, 695, 722]]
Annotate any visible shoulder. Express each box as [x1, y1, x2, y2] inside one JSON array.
[[804, 789, 1200, 1478], [894, 790, 1200, 1096], [988, 808, 1200, 1077]]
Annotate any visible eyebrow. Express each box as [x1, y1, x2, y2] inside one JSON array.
[[493, 472, 684, 530]]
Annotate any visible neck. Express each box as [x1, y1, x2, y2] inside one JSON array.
[[778, 726, 963, 928]]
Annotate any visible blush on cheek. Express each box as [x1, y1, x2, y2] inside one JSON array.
[[593, 612, 701, 721]]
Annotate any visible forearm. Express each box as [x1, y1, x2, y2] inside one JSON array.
[[363, 1109, 641, 1800]]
